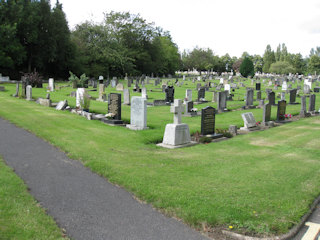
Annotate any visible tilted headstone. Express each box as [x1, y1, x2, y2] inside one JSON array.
[[309, 94, 316, 112], [126, 96, 148, 130], [241, 112, 257, 128], [26, 85, 32, 101], [277, 100, 286, 121], [56, 100, 68, 110], [201, 106, 216, 135], [123, 89, 130, 105]]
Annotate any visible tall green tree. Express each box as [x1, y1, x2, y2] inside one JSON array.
[[239, 57, 254, 77], [262, 44, 275, 73]]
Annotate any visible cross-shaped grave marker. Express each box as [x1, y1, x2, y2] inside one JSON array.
[[170, 99, 184, 124]]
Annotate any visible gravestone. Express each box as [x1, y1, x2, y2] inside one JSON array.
[[141, 87, 148, 99], [262, 103, 271, 124], [56, 100, 68, 110], [116, 83, 124, 91], [98, 79, 105, 101], [21, 80, 26, 98], [241, 112, 258, 130], [304, 84, 310, 94], [276, 100, 286, 122], [256, 91, 261, 101], [108, 93, 122, 120], [217, 91, 227, 112], [13, 82, 19, 97], [267, 91, 276, 105], [201, 106, 220, 138], [36, 98, 51, 107], [196, 83, 201, 90], [158, 99, 196, 148], [289, 89, 297, 104], [48, 78, 54, 91], [224, 84, 231, 94], [126, 96, 148, 130], [123, 89, 130, 105], [256, 83, 261, 91], [309, 94, 316, 112], [314, 87, 320, 92], [246, 89, 254, 107], [212, 91, 217, 102], [26, 85, 32, 101], [153, 100, 167, 106], [197, 87, 206, 102], [281, 92, 286, 101], [259, 99, 265, 108], [127, 79, 132, 88], [165, 86, 174, 103], [161, 84, 166, 92], [184, 101, 197, 117], [185, 89, 192, 101], [76, 88, 85, 108], [282, 81, 287, 91], [300, 96, 307, 117], [93, 80, 97, 88]]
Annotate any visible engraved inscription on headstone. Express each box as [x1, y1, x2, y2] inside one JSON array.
[[201, 106, 216, 135], [108, 93, 121, 120]]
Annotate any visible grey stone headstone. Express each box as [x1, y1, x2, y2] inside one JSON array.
[[128, 96, 147, 130], [185, 101, 194, 113], [26, 85, 32, 101], [56, 100, 68, 110], [116, 83, 124, 91], [263, 103, 271, 123], [289, 89, 297, 104], [229, 125, 237, 136], [123, 89, 130, 105], [241, 112, 256, 128], [13, 82, 19, 97], [201, 106, 216, 135], [256, 83, 261, 91], [281, 92, 286, 101], [300, 95, 307, 117], [217, 91, 227, 112], [309, 94, 316, 112], [246, 89, 254, 107], [111, 79, 116, 88], [197, 87, 205, 101]]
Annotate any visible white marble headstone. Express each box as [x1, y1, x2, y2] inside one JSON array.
[[76, 88, 85, 108], [48, 78, 54, 91]]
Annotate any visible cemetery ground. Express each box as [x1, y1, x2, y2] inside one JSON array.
[[0, 78, 320, 239], [0, 156, 68, 239]]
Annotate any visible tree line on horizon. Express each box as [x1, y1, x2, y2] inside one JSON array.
[[1, 0, 320, 80]]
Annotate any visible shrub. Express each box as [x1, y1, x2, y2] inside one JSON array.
[[22, 72, 43, 88], [240, 57, 254, 78], [269, 61, 296, 74]]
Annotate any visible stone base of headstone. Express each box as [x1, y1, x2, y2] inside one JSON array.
[[244, 105, 255, 109], [217, 108, 228, 113], [36, 98, 52, 107], [184, 111, 199, 117], [194, 101, 208, 105], [262, 121, 275, 127], [126, 124, 149, 131], [240, 126, 260, 132], [229, 125, 237, 136], [202, 133, 223, 139], [91, 114, 105, 120], [153, 100, 170, 106], [101, 118, 124, 126], [289, 102, 299, 105], [157, 123, 197, 149], [0, 86, 5, 91]]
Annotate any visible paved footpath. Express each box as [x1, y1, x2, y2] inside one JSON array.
[[0, 118, 207, 240]]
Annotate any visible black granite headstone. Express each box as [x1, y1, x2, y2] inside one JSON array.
[[201, 106, 216, 135]]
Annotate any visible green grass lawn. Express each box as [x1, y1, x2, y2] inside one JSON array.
[[0, 78, 319, 237], [0, 157, 68, 240]]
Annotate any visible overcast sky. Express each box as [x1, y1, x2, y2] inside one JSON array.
[[51, 0, 320, 58]]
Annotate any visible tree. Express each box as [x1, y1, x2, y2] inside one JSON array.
[[262, 44, 275, 73], [239, 57, 254, 77], [269, 61, 295, 74], [308, 55, 320, 74], [232, 58, 243, 73], [252, 54, 263, 73]]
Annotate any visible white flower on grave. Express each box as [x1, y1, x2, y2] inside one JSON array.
[[105, 113, 115, 118]]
